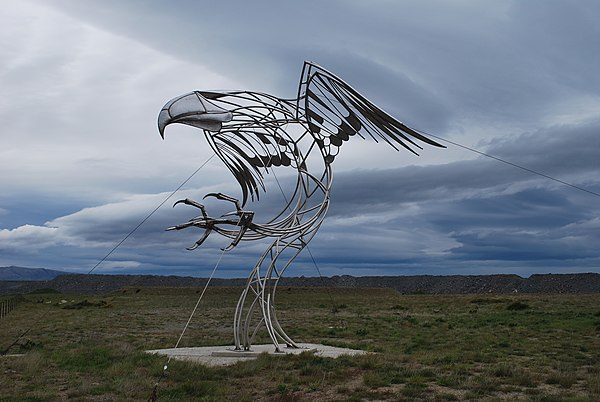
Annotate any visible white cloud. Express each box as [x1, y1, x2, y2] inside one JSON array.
[[0, 224, 61, 250], [0, 1, 240, 204]]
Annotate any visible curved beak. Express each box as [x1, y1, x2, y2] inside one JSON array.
[[158, 92, 233, 138]]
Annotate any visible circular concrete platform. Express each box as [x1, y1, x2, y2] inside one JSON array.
[[147, 343, 369, 366]]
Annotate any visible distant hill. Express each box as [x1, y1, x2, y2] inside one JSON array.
[[0, 266, 68, 281], [1, 272, 599, 295]]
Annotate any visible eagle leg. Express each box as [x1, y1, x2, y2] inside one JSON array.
[[222, 211, 255, 251]]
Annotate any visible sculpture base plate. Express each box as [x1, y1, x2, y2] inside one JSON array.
[[211, 345, 317, 357], [147, 343, 369, 366]]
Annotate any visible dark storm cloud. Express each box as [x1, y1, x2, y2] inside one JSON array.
[[332, 118, 600, 211], [507, 1, 600, 94], [42, 0, 600, 129], [485, 119, 600, 177], [318, 118, 600, 274]]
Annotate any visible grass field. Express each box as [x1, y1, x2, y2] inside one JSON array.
[[1, 286, 600, 401]]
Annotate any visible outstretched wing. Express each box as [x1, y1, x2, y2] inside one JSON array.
[[201, 91, 300, 207], [297, 61, 445, 163]]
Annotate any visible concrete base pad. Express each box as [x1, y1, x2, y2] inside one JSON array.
[[147, 343, 369, 366]]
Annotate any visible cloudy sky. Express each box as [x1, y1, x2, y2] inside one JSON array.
[[1, 0, 599, 278]]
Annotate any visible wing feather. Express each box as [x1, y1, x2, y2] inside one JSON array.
[[298, 62, 445, 160]]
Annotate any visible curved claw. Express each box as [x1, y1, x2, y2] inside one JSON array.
[[187, 227, 213, 250], [166, 221, 197, 231], [173, 198, 208, 218], [221, 211, 239, 218], [203, 192, 242, 212], [168, 195, 254, 252], [172, 199, 187, 208], [222, 225, 247, 251]]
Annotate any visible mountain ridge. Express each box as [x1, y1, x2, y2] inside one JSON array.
[[0, 266, 68, 281]]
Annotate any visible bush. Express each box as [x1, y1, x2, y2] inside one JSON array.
[[507, 301, 530, 311]]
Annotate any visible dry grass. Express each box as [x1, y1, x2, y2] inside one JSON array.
[[1, 287, 599, 401]]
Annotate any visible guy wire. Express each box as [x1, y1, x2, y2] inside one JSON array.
[[149, 232, 233, 401], [416, 128, 600, 199], [87, 155, 216, 275]]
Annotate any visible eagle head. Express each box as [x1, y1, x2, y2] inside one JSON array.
[[158, 91, 233, 137]]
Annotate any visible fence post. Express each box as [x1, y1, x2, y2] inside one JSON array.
[[0, 298, 17, 319]]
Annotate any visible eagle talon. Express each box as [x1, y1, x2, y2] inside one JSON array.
[[187, 225, 214, 250], [168, 196, 255, 251], [169, 198, 216, 246], [221, 210, 240, 218], [173, 198, 208, 218], [203, 192, 243, 213]]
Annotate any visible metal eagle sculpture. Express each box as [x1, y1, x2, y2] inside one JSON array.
[[158, 61, 445, 352]]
